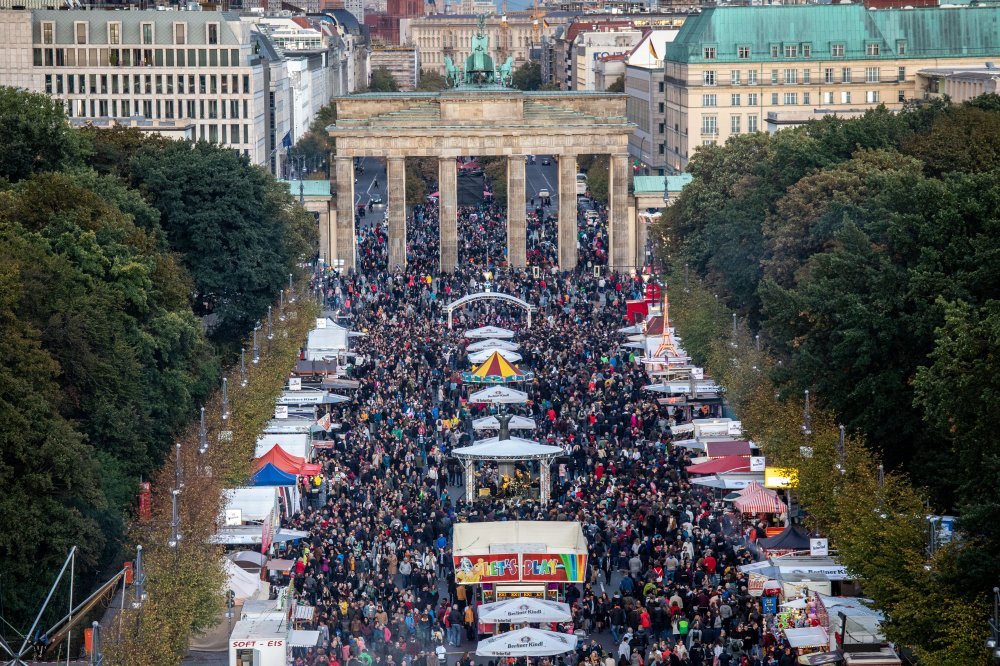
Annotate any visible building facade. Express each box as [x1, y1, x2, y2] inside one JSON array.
[[663, 4, 1000, 173], [369, 45, 419, 89], [625, 29, 676, 174], [0, 9, 273, 164]]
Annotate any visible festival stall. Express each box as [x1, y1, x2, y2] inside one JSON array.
[[462, 351, 534, 383], [465, 325, 517, 339], [452, 521, 588, 636], [475, 627, 578, 657], [254, 444, 321, 477], [469, 348, 524, 364]]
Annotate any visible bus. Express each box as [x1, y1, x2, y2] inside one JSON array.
[[576, 173, 587, 196]]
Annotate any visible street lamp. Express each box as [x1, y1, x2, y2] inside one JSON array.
[[801, 389, 813, 437], [267, 306, 274, 341], [199, 406, 208, 454], [985, 586, 1000, 659], [168, 489, 181, 548], [240, 348, 248, 388], [221, 377, 229, 421], [288, 273, 296, 303], [252, 327, 261, 364], [835, 424, 846, 474]]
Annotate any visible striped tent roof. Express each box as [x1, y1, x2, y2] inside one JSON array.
[[734, 488, 787, 514], [462, 350, 534, 384]]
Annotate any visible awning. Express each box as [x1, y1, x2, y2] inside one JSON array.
[[467, 338, 520, 352], [265, 558, 296, 571], [252, 462, 297, 487], [798, 651, 843, 665], [783, 626, 829, 649], [478, 598, 572, 623], [469, 386, 529, 404], [288, 630, 321, 647], [476, 628, 578, 657], [473, 415, 537, 431], [690, 473, 764, 490], [465, 325, 516, 339], [686, 455, 750, 475], [704, 440, 752, 457], [452, 436, 563, 461], [734, 488, 787, 514]]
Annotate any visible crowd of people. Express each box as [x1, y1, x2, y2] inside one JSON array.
[[280, 192, 800, 666]]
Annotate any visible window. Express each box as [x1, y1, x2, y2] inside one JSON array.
[[75, 22, 88, 45], [108, 22, 121, 45], [701, 115, 717, 136], [703, 46, 716, 59], [831, 43, 845, 58], [841, 91, 851, 104], [141, 23, 154, 45], [897, 40, 907, 55], [207, 23, 219, 45], [866, 43, 880, 56], [658, 102, 665, 113], [747, 93, 758, 105], [658, 122, 665, 134], [42, 22, 54, 44], [738, 45, 751, 59], [703, 70, 716, 86], [770, 45, 779, 58], [866, 90, 880, 103], [748, 114, 758, 132], [731, 94, 741, 106], [702, 94, 717, 107], [898, 66, 906, 82], [658, 81, 664, 93], [898, 90, 906, 102], [803, 70, 811, 84], [842, 68, 852, 83], [802, 44, 811, 58], [824, 67, 835, 84], [731, 115, 741, 134], [823, 91, 833, 104], [771, 69, 778, 84], [771, 92, 779, 105], [784, 92, 797, 105], [784, 69, 797, 84], [731, 70, 741, 85], [803, 92, 810, 105], [174, 23, 186, 45], [865, 67, 880, 83], [747, 70, 757, 85], [784, 45, 797, 58]]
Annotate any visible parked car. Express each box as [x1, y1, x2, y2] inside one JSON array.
[[541, 157, 552, 166], [370, 195, 384, 207], [537, 189, 551, 199]]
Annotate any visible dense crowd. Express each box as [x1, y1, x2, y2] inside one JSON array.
[[283, 196, 795, 666]]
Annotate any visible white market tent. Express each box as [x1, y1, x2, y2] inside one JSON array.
[[210, 527, 309, 546], [690, 473, 764, 490], [223, 487, 280, 522], [476, 627, 578, 657], [465, 326, 516, 339], [473, 415, 537, 431], [468, 338, 521, 352], [223, 558, 264, 601], [469, 348, 524, 364], [254, 431, 311, 459], [618, 324, 643, 334], [264, 417, 321, 434], [783, 626, 829, 649], [451, 436, 563, 461], [305, 318, 350, 360], [453, 521, 588, 558], [477, 598, 572, 624], [469, 386, 529, 404], [275, 388, 349, 406]]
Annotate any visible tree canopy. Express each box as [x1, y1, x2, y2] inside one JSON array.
[[512, 61, 543, 91], [366, 67, 400, 93]]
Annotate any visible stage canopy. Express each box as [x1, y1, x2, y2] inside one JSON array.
[[473, 415, 536, 431], [477, 598, 572, 624], [468, 338, 520, 352], [463, 350, 533, 383], [469, 386, 529, 404], [252, 462, 297, 487], [452, 436, 562, 461], [469, 348, 523, 364], [758, 524, 812, 552], [465, 325, 516, 339], [476, 628, 578, 657]]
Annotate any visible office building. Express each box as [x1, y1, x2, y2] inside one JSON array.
[[663, 5, 1000, 173], [625, 29, 676, 174]]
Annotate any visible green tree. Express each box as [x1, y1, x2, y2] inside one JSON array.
[[901, 104, 1000, 176], [129, 141, 316, 340], [585, 155, 609, 202], [480, 156, 508, 203], [405, 160, 427, 205], [416, 69, 448, 91], [606, 75, 624, 93], [366, 67, 400, 93], [511, 61, 543, 91], [0, 87, 86, 182]]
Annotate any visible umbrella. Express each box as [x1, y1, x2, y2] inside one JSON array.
[[478, 598, 572, 624], [465, 326, 516, 339], [468, 338, 521, 352], [469, 348, 523, 364], [473, 415, 537, 431], [476, 627, 578, 657], [463, 351, 533, 384], [469, 386, 529, 404], [618, 324, 643, 334]]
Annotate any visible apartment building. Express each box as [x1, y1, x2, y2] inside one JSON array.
[[625, 29, 676, 174], [663, 4, 1000, 173]]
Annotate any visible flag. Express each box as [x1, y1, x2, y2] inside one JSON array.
[[281, 130, 292, 148], [648, 40, 658, 60], [542, 19, 549, 28]]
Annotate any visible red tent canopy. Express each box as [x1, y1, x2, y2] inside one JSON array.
[[704, 440, 752, 457], [734, 488, 787, 514], [686, 455, 750, 475], [255, 444, 319, 476]]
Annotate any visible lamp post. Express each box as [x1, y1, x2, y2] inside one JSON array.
[[801, 389, 813, 437], [267, 306, 274, 341], [252, 327, 261, 364], [835, 424, 846, 474], [986, 587, 1000, 660], [221, 377, 229, 421], [279, 289, 286, 322], [199, 406, 208, 454], [240, 348, 248, 388], [169, 489, 181, 548], [288, 273, 296, 303]]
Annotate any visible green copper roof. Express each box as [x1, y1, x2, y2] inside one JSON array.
[[666, 5, 1000, 63], [633, 173, 692, 195], [282, 179, 331, 198]]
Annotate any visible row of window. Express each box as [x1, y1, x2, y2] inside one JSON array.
[[700, 114, 760, 135], [64, 96, 253, 134], [702, 41, 904, 60], [33, 47, 243, 69], [703, 66, 906, 86], [43, 20, 221, 47], [43, 72, 251, 97], [702, 88, 903, 107]]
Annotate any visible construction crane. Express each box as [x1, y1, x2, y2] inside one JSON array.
[[499, 1, 510, 60], [530, 0, 547, 47]]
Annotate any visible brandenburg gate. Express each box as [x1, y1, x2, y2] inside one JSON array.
[[326, 18, 635, 273]]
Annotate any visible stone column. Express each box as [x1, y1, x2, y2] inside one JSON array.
[[507, 155, 527, 268], [387, 156, 407, 271], [557, 154, 578, 271], [334, 156, 356, 271], [609, 153, 630, 271], [439, 156, 458, 272]]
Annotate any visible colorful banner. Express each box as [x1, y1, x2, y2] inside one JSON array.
[[453, 553, 588, 584], [521, 553, 587, 583]]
